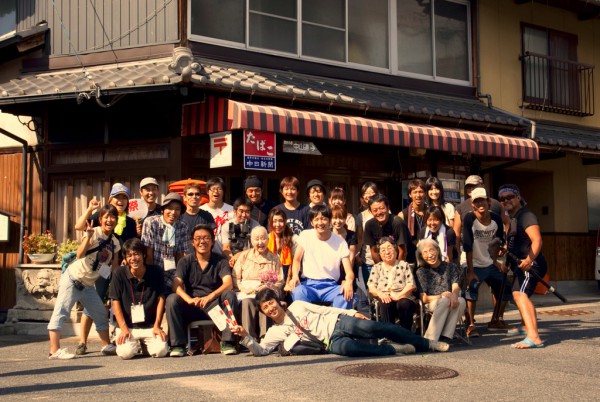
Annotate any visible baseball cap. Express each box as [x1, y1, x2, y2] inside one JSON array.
[[470, 187, 487, 201], [109, 183, 130, 199], [465, 175, 483, 186], [140, 177, 159, 189], [162, 192, 185, 209]]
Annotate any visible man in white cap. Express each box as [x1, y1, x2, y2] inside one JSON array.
[[141, 192, 190, 291], [137, 177, 162, 236], [462, 187, 512, 336]]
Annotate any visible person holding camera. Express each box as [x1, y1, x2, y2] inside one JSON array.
[[220, 197, 260, 268]]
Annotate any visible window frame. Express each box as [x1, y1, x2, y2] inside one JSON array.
[[521, 23, 580, 110], [188, 0, 473, 86]]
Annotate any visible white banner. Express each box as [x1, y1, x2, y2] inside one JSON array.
[[210, 131, 232, 168]]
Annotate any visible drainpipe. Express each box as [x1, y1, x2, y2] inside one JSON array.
[[474, 0, 536, 139], [0, 127, 28, 264]]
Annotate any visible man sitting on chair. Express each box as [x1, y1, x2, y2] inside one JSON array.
[[165, 224, 239, 357]]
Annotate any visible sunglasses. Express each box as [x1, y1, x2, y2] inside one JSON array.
[[499, 194, 517, 202], [187, 192, 201, 197]]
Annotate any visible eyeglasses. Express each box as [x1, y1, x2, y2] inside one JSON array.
[[309, 188, 323, 194], [208, 187, 222, 193], [187, 192, 201, 197], [499, 194, 517, 202], [193, 236, 212, 242]]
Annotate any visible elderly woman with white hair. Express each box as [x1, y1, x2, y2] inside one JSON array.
[[233, 226, 284, 339], [415, 238, 466, 342]]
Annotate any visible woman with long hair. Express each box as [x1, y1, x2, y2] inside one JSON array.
[[425, 177, 455, 228], [328, 187, 356, 232], [267, 207, 298, 290]]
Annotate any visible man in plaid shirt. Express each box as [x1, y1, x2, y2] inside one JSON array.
[[142, 192, 190, 291]]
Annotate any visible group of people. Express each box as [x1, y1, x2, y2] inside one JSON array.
[[47, 173, 548, 360]]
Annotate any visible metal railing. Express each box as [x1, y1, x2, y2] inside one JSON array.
[[521, 51, 594, 116]]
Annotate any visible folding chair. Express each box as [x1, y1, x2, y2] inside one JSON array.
[[418, 299, 471, 345]]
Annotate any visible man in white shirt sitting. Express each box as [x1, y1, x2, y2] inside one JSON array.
[[288, 205, 354, 309]]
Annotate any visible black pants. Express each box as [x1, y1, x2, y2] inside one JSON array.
[[166, 290, 238, 347], [378, 298, 416, 331]]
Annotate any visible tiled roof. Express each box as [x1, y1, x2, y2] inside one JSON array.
[[0, 57, 180, 103], [192, 59, 528, 128], [0, 48, 529, 131], [534, 123, 600, 151]]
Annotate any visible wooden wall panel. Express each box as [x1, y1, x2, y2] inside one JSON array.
[[0, 151, 43, 309], [16, 0, 47, 32], [44, 0, 179, 55], [543, 233, 596, 281]]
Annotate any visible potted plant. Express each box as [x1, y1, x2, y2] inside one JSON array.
[[23, 231, 58, 263], [56, 239, 79, 264]]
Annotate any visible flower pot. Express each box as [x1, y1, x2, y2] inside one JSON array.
[[27, 253, 56, 264]]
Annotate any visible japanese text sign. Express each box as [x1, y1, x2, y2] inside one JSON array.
[[243, 130, 276, 171]]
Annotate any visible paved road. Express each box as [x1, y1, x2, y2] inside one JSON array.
[[1, 301, 599, 401]]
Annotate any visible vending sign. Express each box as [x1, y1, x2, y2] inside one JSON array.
[[243, 130, 276, 171]]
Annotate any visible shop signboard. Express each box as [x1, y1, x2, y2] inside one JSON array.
[[243, 130, 276, 171]]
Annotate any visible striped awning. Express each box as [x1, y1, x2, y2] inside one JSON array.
[[182, 97, 539, 160]]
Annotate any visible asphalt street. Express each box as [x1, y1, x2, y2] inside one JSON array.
[[1, 300, 599, 401]]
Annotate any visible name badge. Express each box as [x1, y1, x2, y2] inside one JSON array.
[[131, 303, 145, 323], [163, 257, 176, 271], [98, 263, 111, 279]]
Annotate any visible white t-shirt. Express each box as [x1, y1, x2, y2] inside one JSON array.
[[298, 229, 349, 281], [68, 226, 120, 287], [201, 203, 233, 254]]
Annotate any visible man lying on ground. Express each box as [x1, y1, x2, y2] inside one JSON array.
[[231, 288, 449, 357]]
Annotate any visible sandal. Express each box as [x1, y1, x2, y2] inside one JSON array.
[[511, 337, 544, 349], [507, 325, 526, 336]]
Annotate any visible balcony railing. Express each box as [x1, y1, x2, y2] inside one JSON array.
[[521, 51, 594, 116]]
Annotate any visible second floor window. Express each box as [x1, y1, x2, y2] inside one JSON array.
[[521, 24, 594, 116], [190, 0, 471, 85]]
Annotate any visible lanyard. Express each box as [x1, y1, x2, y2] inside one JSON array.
[[129, 277, 145, 305]]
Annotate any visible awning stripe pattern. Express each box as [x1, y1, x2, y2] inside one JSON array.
[[181, 96, 539, 160]]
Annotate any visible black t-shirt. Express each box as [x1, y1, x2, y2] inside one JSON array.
[[508, 208, 546, 267], [251, 199, 277, 227], [276, 203, 311, 235], [180, 210, 216, 250], [364, 215, 415, 262], [344, 229, 358, 247], [175, 253, 232, 298], [109, 264, 166, 328]]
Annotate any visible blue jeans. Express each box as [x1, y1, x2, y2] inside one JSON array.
[[83, 275, 110, 318], [353, 264, 372, 315], [292, 279, 352, 309], [48, 273, 108, 332], [329, 315, 430, 357]]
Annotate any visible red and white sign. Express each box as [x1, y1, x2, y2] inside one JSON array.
[[210, 131, 233, 168], [243, 130, 276, 171], [127, 198, 148, 221]]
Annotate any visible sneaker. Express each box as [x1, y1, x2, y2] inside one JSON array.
[[49, 348, 76, 360], [220, 342, 238, 355], [429, 340, 450, 352], [391, 343, 416, 355], [169, 346, 186, 357], [466, 325, 480, 337], [101, 343, 117, 356], [487, 320, 513, 331], [75, 343, 87, 356]]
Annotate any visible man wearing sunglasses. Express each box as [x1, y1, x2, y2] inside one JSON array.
[[498, 184, 546, 349], [180, 183, 216, 251]]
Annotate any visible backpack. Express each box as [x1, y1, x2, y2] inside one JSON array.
[[61, 251, 78, 273]]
